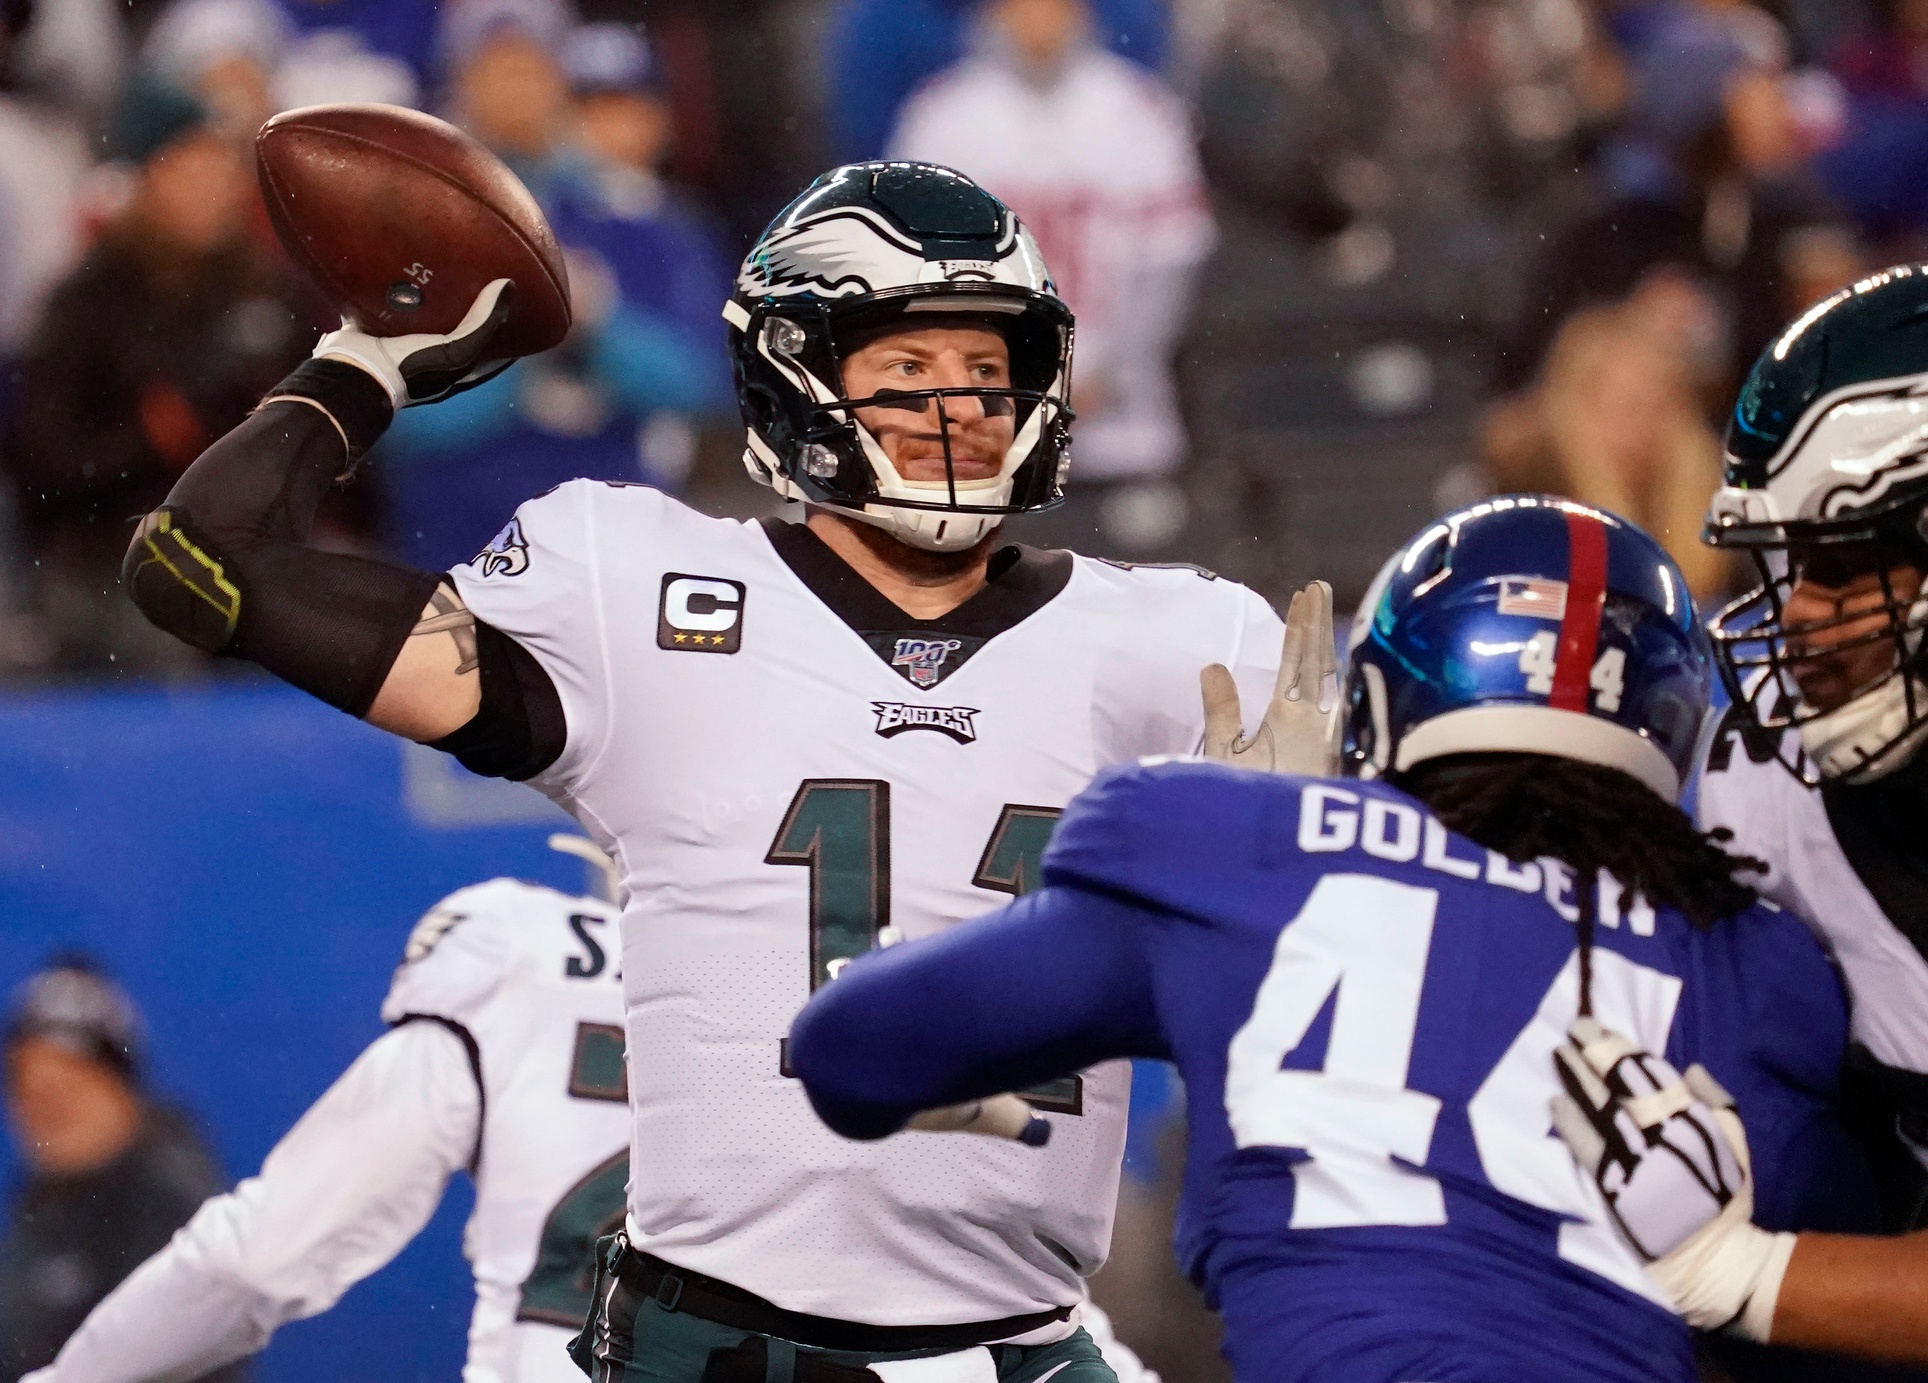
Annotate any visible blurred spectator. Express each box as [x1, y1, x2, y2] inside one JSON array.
[[6, 0, 123, 122], [565, 20, 668, 192], [824, 0, 1169, 163], [890, 0, 1214, 554], [377, 14, 730, 571], [552, 23, 734, 476], [1167, 1, 1622, 612], [1481, 269, 1734, 598], [142, 0, 427, 118], [4, 75, 307, 676], [1478, 2, 1863, 597], [1817, 0, 1928, 254], [139, 0, 286, 137], [440, 0, 574, 188], [0, 958, 238, 1383], [281, 0, 437, 95], [0, 1, 87, 359], [1497, 2, 1858, 394]]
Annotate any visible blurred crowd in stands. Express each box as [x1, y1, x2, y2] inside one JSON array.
[[0, 0, 1910, 679], [0, 4, 1918, 1379]]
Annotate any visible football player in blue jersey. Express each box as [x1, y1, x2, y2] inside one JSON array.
[[785, 495, 1877, 1383]]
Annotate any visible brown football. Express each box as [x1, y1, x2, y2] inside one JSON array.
[[256, 103, 571, 359]]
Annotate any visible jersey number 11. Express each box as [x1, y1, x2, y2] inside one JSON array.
[[766, 780, 1080, 1113]]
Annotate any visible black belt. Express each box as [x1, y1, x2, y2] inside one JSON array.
[[615, 1244, 1072, 1353]]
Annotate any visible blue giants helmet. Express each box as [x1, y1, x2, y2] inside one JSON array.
[[1341, 496, 1714, 800]]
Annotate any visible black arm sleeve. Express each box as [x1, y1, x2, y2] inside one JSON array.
[[430, 620, 567, 781], [121, 362, 565, 781], [122, 360, 439, 715]]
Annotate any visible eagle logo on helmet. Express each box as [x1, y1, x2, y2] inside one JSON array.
[[739, 205, 1048, 301], [743, 209, 934, 300]]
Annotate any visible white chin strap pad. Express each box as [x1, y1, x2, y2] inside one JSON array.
[[741, 431, 1001, 553], [1800, 672, 1928, 782], [841, 503, 1000, 553]]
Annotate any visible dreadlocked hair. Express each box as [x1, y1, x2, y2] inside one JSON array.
[[1396, 753, 1767, 931]]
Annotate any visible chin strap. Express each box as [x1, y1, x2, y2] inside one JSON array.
[[838, 502, 1000, 554]]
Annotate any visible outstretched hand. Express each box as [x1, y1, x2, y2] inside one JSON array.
[[1202, 580, 1338, 776], [1551, 1017, 1794, 1339]]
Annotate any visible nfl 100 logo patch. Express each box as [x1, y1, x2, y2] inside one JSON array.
[[891, 637, 964, 689]]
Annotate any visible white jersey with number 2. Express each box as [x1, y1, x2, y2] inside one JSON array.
[[450, 482, 1283, 1329]]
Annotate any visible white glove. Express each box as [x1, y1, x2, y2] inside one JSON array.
[[1202, 579, 1339, 776], [871, 926, 1051, 1147], [1551, 1017, 1795, 1340], [314, 278, 515, 408]]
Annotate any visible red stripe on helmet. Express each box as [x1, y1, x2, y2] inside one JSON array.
[[1550, 510, 1608, 712]]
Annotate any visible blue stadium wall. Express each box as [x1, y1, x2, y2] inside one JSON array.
[[0, 680, 589, 1382]]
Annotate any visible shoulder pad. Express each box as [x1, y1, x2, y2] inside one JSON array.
[[455, 480, 695, 582], [1074, 559, 1269, 636], [381, 879, 605, 1026]]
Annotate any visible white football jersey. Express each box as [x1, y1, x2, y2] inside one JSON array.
[[23, 878, 625, 1383], [450, 483, 1282, 1327], [384, 879, 629, 1381], [1697, 742, 1928, 1081]]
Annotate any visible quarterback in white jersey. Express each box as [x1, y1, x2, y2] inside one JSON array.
[[120, 160, 1280, 1380], [451, 478, 1274, 1326], [24, 877, 628, 1383]]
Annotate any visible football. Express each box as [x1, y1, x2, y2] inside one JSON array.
[[256, 103, 572, 359]]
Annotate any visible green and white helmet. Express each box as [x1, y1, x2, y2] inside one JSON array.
[[1707, 265, 1928, 782], [724, 162, 1075, 553]]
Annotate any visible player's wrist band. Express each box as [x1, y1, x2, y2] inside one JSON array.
[[260, 359, 395, 458], [1737, 1231, 1797, 1343]]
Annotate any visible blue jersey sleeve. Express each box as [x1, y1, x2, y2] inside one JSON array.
[[1668, 904, 1880, 1235], [1042, 758, 1294, 910], [788, 884, 1169, 1140]]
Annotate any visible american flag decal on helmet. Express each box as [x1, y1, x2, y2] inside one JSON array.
[[1496, 577, 1568, 621]]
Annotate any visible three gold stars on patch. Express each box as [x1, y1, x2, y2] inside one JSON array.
[[670, 632, 730, 646]]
